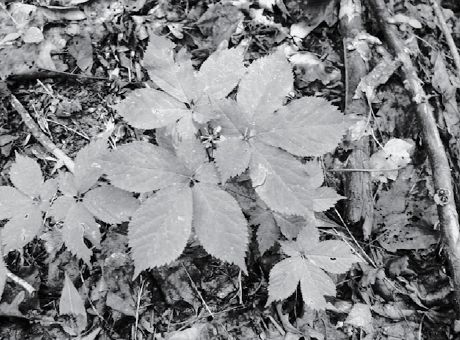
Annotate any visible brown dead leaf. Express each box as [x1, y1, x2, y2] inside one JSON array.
[[289, 0, 338, 43], [68, 34, 93, 73], [39, 6, 86, 21], [167, 324, 209, 340], [344, 303, 373, 334], [196, 3, 244, 49], [289, 51, 340, 85], [354, 57, 401, 102], [0, 291, 26, 318]]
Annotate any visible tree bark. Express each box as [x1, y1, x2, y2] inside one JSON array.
[[339, 0, 374, 238]]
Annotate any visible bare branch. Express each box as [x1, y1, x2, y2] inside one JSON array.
[[367, 0, 460, 317], [430, 0, 460, 79]]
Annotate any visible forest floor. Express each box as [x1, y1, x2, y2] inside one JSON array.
[[1, 0, 460, 339]]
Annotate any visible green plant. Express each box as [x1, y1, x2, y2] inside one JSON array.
[[0, 154, 57, 253], [102, 139, 248, 277], [0, 34, 362, 310], [49, 138, 139, 264]]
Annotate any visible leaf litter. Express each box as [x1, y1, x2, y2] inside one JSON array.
[[0, 0, 460, 339]]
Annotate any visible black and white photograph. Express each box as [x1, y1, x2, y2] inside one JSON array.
[[0, 0, 460, 339]]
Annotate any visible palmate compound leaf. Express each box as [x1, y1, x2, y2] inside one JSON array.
[[0, 155, 58, 253], [145, 34, 245, 105], [267, 257, 336, 310], [50, 167, 138, 263], [50, 185, 137, 264], [116, 34, 245, 137], [50, 175, 102, 264], [102, 140, 249, 276], [268, 226, 362, 310], [212, 52, 350, 218]]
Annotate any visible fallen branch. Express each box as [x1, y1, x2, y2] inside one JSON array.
[[339, 0, 374, 237], [7, 69, 111, 83], [10, 94, 75, 173], [429, 0, 460, 79], [6, 271, 35, 295], [329, 166, 406, 172], [367, 0, 460, 318]]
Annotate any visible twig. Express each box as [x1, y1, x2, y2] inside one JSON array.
[[274, 302, 300, 334], [1, 230, 34, 297], [333, 208, 377, 268], [0, 2, 17, 26], [267, 314, 285, 336], [366, 0, 460, 318], [6, 271, 35, 295], [181, 263, 214, 318], [10, 94, 75, 173], [429, 0, 460, 79], [237, 269, 243, 305], [47, 120, 90, 141], [39, 68, 110, 81], [134, 278, 145, 338], [7, 69, 110, 82], [328, 166, 406, 172]]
